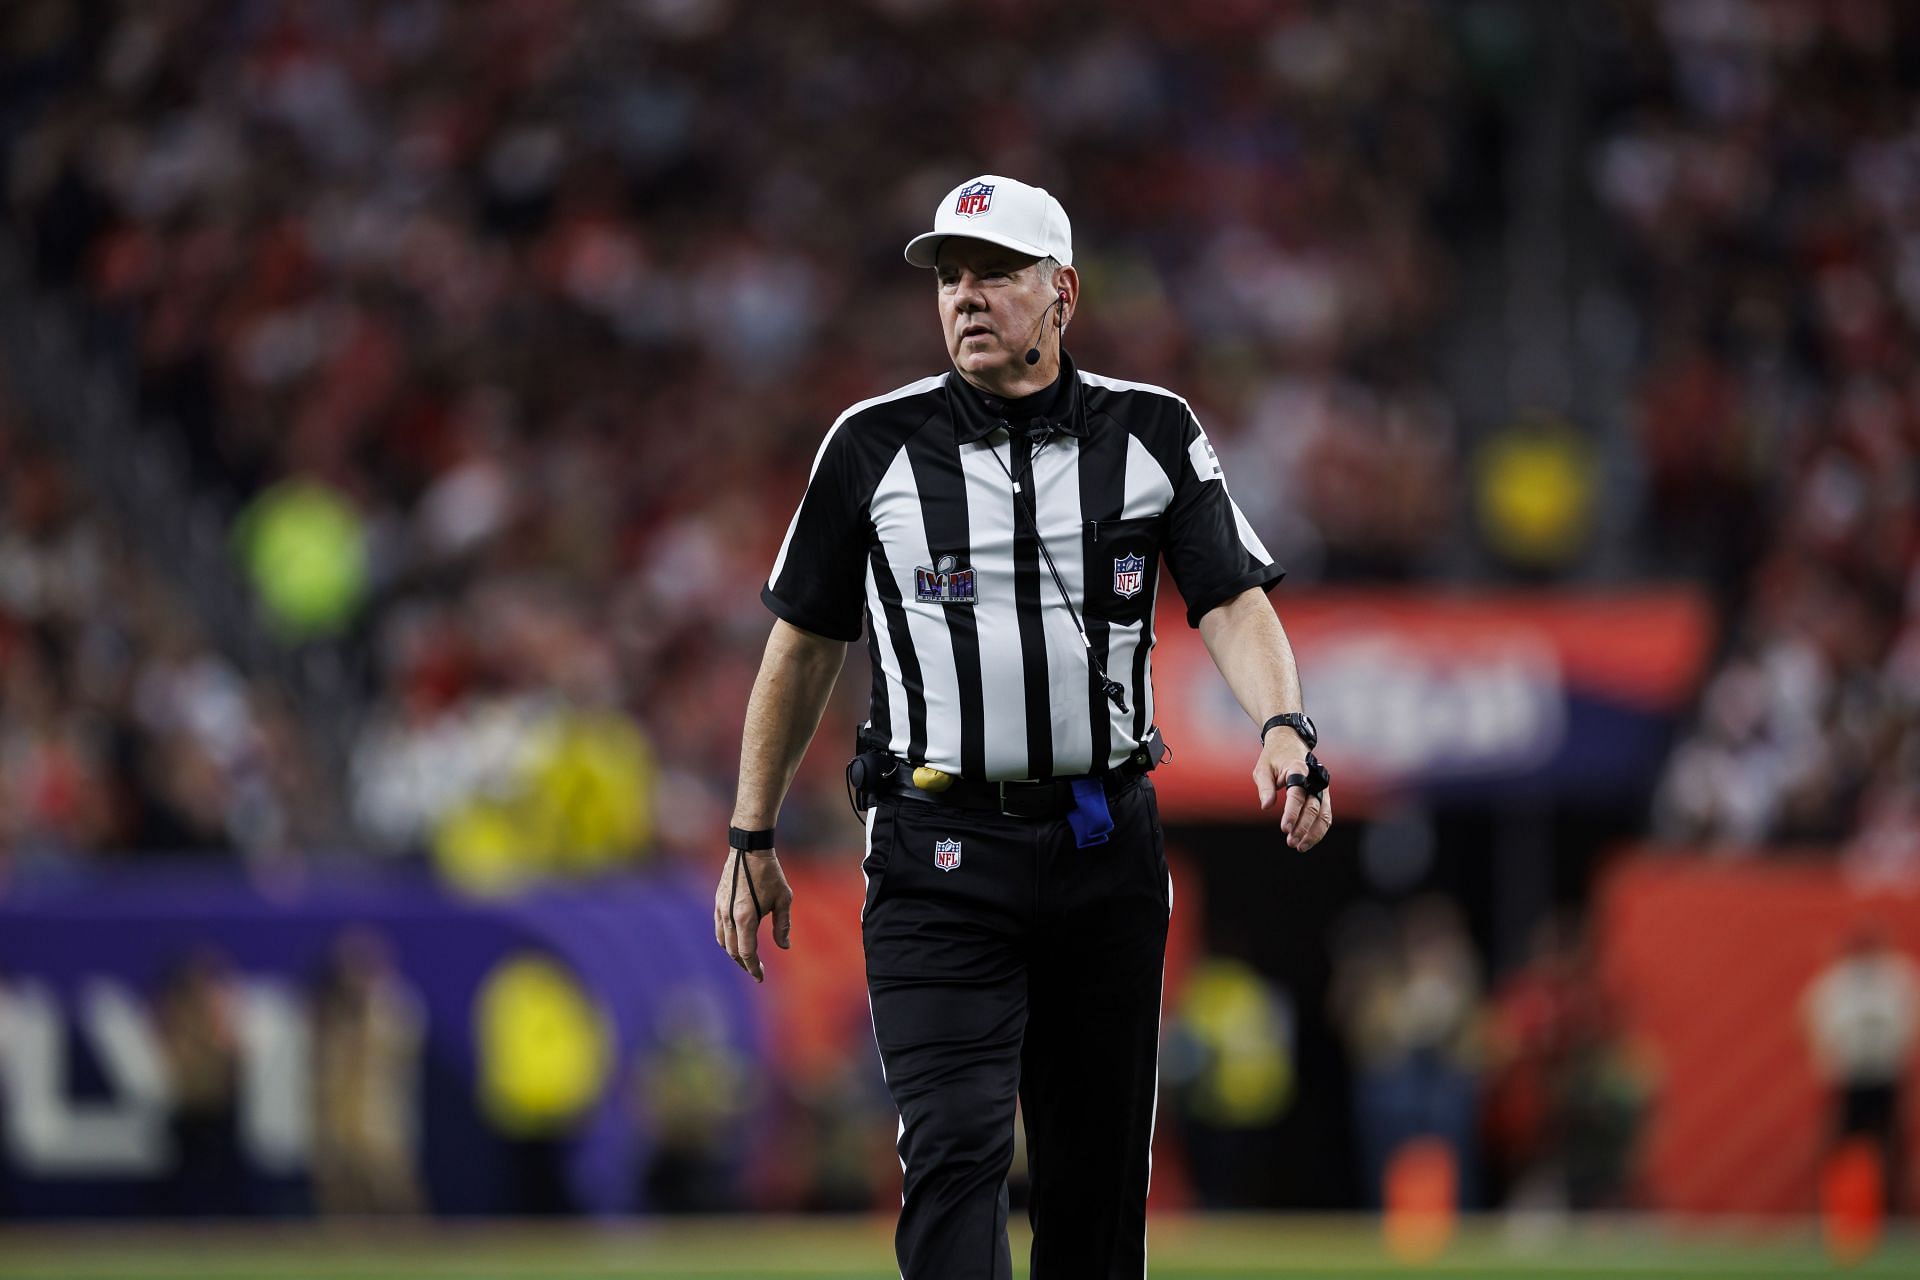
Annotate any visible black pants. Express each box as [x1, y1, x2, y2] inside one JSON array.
[[1839, 1081, 1903, 1212], [862, 776, 1171, 1280]]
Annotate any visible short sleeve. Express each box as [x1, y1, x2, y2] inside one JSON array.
[[762, 423, 868, 641], [1162, 411, 1284, 627]]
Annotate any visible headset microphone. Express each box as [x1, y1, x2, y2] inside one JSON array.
[[1023, 292, 1069, 366]]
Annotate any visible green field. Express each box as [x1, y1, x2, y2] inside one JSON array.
[[0, 1216, 1908, 1279]]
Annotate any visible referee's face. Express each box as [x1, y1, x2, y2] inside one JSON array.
[[935, 241, 1062, 393]]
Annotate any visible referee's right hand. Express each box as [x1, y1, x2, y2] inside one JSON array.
[[713, 847, 794, 983]]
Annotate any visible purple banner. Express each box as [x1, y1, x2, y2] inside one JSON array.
[[0, 867, 757, 1217]]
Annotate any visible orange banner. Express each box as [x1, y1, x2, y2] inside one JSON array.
[[1148, 587, 1715, 820], [1597, 853, 1920, 1215]]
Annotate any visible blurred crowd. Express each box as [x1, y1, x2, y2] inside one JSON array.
[[0, 385, 328, 880], [1, 0, 1492, 873], [1592, 0, 1920, 863], [1326, 897, 1651, 1214], [6, 0, 1909, 876], [0, 4, 1911, 864]]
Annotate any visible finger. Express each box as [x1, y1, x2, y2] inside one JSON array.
[[733, 907, 763, 982], [1279, 774, 1307, 834], [773, 898, 792, 951], [721, 910, 745, 970], [1253, 761, 1277, 811], [1304, 798, 1333, 849], [720, 880, 747, 968], [1289, 794, 1321, 849]]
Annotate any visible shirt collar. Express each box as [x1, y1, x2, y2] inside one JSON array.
[[948, 352, 1087, 444]]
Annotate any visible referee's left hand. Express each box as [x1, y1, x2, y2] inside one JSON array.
[[713, 848, 794, 983], [1254, 734, 1333, 852]]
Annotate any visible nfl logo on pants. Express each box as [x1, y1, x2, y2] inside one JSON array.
[[933, 839, 962, 872]]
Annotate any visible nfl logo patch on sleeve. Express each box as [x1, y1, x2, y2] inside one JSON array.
[[933, 839, 962, 871]]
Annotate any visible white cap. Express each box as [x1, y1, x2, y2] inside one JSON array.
[[903, 175, 1073, 269]]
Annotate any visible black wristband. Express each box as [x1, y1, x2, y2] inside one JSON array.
[[728, 826, 776, 852]]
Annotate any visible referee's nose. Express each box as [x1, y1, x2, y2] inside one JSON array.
[[943, 273, 990, 352], [948, 268, 987, 313]]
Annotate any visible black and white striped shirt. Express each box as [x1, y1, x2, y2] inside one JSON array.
[[765, 355, 1282, 781]]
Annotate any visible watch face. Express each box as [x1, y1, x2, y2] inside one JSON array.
[[1299, 714, 1317, 747]]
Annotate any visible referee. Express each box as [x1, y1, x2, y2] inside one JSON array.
[[716, 175, 1332, 1279]]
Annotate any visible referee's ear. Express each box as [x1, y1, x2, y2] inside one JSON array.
[[1050, 264, 1080, 330]]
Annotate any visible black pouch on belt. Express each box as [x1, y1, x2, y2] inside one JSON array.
[[845, 728, 898, 817]]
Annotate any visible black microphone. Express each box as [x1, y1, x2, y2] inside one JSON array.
[[1024, 292, 1068, 366]]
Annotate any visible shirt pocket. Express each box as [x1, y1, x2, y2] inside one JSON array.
[[1085, 515, 1162, 627]]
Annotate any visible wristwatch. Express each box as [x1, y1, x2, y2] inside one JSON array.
[[1260, 712, 1317, 751]]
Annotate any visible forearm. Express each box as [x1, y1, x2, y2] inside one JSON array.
[[731, 619, 847, 830], [1201, 587, 1331, 844], [1196, 587, 1304, 731]]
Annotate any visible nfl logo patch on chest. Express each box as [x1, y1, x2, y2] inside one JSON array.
[[1113, 552, 1145, 600], [953, 182, 994, 218], [934, 839, 962, 871]]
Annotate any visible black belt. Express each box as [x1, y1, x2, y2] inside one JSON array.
[[881, 759, 1148, 820]]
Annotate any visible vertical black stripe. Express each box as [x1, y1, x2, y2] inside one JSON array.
[[1010, 437, 1052, 778], [1132, 605, 1153, 744], [864, 610, 891, 750], [905, 429, 987, 779], [868, 541, 927, 762], [1076, 420, 1129, 770]]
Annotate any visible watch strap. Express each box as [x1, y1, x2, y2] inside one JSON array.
[[1260, 713, 1315, 748], [728, 826, 776, 852]]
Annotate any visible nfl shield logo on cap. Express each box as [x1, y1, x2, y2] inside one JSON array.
[[953, 182, 994, 218], [1113, 552, 1145, 600], [934, 839, 962, 871]]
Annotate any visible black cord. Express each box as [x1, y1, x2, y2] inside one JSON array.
[[989, 436, 1129, 713], [729, 844, 764, 919]]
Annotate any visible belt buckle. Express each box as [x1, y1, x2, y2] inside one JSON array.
[[998, 781, 1055, 819]]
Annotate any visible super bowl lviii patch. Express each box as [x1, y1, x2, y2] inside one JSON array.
[[1113, 552, 1145, 600], [916, 554, 977, 604], [934, 839, 962, 871]]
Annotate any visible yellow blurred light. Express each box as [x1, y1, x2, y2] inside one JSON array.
[[1473, 421, 1594, 568], [234, 478, 368, 637], [474, 953, 611, 1137]]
